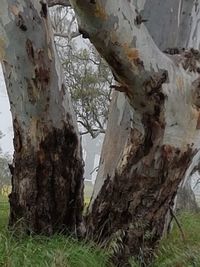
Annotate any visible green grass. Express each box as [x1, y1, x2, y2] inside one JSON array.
[[0, 233, 110, 267], [0, 195, 9, 232], [130, 212, 200, 266], [153, 212, 200, 267], [0, 195, 110, 267], [84, 181, 93, 206], [0, 195, 200, 267]]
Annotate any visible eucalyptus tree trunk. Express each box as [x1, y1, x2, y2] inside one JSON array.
[[0, 0, 84, 235], [70, 0, 200, 264], [145, 0, 199, 213]]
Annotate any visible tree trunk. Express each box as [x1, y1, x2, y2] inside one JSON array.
[[89, 1, 200, 214], [143, 0, 199, 214], [0, 0, 84, 235], [146, 0, 199, 215], [84, 151, 95, 181], [70, 0, 200, 265], [84, 134, 98, 181], [176, 176, 199, 212]]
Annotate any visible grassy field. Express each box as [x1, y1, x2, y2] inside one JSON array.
[[0, 194, 200, 267], [0, 196, 110, 267], [152, 212, 200, 267]]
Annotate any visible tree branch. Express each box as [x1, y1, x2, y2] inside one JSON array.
[[169, 208, 186, 242], [47, 0, 71, 7], [54, 31, 80, 39], [70, 1, 179, 113], [70, 0, 200, 150], [78, 119, 105, 138]]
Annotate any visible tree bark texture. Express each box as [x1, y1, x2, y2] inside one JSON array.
[[0, 0, 84, 235], [70, 0, 200, 265], [145, 0, 200, 212]]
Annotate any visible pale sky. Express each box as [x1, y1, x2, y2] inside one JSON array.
[[0, 65, 14, 155]]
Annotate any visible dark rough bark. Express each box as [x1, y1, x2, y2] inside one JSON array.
[[1, 0, 84, 235], [86, 119, 196, 266], [9, 122, 84, 235]]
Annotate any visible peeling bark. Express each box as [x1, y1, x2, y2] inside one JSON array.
[[0, 0, 84, 235], [70, 0, 200, 265], [87, 144, 195, 265]]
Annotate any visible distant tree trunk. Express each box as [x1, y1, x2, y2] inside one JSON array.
[[89, 91, 133, 205], [71, 0, 200, 265], [0, 0, 84, 235], [84, 135, 97, 181], [176, 176, 199, 212], [84, 151, 95, 180]]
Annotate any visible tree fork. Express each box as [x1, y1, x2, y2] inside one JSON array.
[[70, 0, 200, 264]]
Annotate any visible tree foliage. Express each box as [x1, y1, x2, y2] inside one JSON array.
[[0, 132, 11, 193], [50, 6, 113, 137], [63, 45, 112, 137]]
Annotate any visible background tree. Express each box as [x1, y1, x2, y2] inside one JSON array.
[[49, 6, 113, 181], [63, 45, 112, 137], [0, 131, 11, 195], [0, 131, 3, 155], [50, 6, 113, 138], [0, 154, 11, 195]]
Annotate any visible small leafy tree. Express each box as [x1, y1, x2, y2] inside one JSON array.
[[50, 6, 113, 137], [0, 131, 11, 195], [0, 154, 11, 195], [63, 45, 112, 137]]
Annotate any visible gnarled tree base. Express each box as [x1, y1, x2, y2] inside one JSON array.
[[9, 122, 84, 236], [87, 138, 195, 266]]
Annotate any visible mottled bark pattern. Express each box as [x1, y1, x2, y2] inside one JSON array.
[[87, 134, 195, 265], [70, 0, 200, 265], [0, 0, 84, 235]]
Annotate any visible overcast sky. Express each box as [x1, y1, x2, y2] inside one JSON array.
[[0, 65, 13, 155]]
